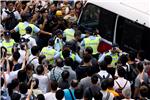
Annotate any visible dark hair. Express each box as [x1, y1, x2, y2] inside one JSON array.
[[36, 65, 44, 75], [140, 85, 149, 98], [74, 31, 81, 37], [91, 75, 98, 84], [99, 61, 107, 70], [9, 60, 14, 71], [74, 88, 83, 99], [55, 89, 64, 100], [11, 79, 19, 89], [39, 55, 46, 64], [6, 1, 15, 5], [51, 81, 58, 91], [37, 94, 45, 100], [71, 80, 78, 88], [119, 54, 128, 66], [85, 47, 93, 55], [26, 64, 34, 71], [17, 70, 27, 83], [31, 46, 39, 56], [11, 93, 21, 100], [62, 48, 70, 59], [29, 78, 39, 89], [56, 58, 64, 67], [117, 66, 125, 77], [64, 57, 73, 66], [1, 46, 7, 58], [25, 26, 32, 34], [137, 50, 145, 61], [19, 82, 28, 94], [107, 78, 114, 88], [1, 77, 4, 87], [104, 55, 112, 65], [75, 1, 83, 9], [128, 51, 136, 61], [101, 79, 108, 90], [137, 62, 144, 72], [83, 54, 91, 63], [61, 70, 70, 81]]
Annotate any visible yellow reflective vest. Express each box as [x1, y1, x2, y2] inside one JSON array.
[[60, 51, 75, 61], [84, 36, 101, 54], [2, 39, 15, 55], [106, 52, 119, 68], [41, 47, 56, 64], [64, 28, 75, 41], [18, 22, 34, 36]]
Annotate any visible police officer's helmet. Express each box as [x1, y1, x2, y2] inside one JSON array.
[[20, 37, 30, 43], [53, 29, 63, 35], [4, 31, 11, 37]]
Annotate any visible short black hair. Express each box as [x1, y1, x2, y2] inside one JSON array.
[[1, 77, 4, 87], [25, 26, 32, 34], [101, 79, 108, 90], [117, 66, 125, 77], [104, 55, 112, 65], [128, 51, 136, 61], [137, 62, 144, 72], [107, 78, 114, 88], [83, 54, 91, 63], [36, 65, 44, 75], [29, 78, 39, 89], [17, 70, 27, 83], [64, 57, 73, 66], [62, 48, 70, 59], [137, 50, 145, 61], [71, 80, 78, 88], [140, 85, 149, 98], [31, 46, 39, 56], [6, 1, 15, 5], [26, 64, 34, 71], [51, 81, 58, 91], [99, 61, 107, 70], [13, 51, 20, 61], [61, 70, 70, 81], [56, 58, 64, 67], [11, 93, 21, 100], [91, 75, 98, 84], [19, 82, 28, 94], [39, 55, 46, 64], [55, 89, 64, 100], [11, 79, 19, 89], [119, 54, 128, 65], [74, 88, 83, 99], [85, 47, 93, 55], [37, 94, 45, 100]]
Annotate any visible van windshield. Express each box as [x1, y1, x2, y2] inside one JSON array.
[[79, 3, 117, 42]]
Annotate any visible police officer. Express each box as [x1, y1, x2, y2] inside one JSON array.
[[2, 32, 15, 56], [54, 29, 64, 51], [40, 38, 59, 65], [63, 22, 75, 42], [98, 43, 121, 68], [22, 26, 37, 49], [81, 28, 101, 59], [10, 15, 51, 38]]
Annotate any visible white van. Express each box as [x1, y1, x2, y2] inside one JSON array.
[[77, 0, 150, 60]]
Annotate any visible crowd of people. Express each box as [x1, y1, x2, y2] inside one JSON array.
[[0, 0, 150, 100]]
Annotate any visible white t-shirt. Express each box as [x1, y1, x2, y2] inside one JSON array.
[[18, 50, 26, 64], [33, 74, 49, 93], [101, 90, 114, 100], [22, 34, 37, 49], [27, 55, 39, 71], [44, 92, 57, 100], [114, 77, 131, 92], [98, 70, 112, 79], [4, 70, 20, 84]]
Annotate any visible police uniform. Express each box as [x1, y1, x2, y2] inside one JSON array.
[[14, 21, 40, 37], [54, 29, 64, 51], [63, 28, 75, 41], [41, 38, 59, 65], [2, 32, 15, 55]]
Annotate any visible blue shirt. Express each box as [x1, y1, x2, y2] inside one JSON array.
[[64, 89, 76, 100]]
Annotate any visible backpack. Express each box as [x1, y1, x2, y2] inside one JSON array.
[[97, 73, 110, 83], [115, 80, 128, 98], [4, 10, 18, 30]]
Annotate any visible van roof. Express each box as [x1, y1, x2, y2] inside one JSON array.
[[86, 0, 150, 28]]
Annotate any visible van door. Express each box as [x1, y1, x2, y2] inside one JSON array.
[[116, 16, 150, 60], [78, 3, 117, 53]]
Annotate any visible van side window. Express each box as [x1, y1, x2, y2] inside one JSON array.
[[79, 3, 116, 42], [116, 16, 150, 60]]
